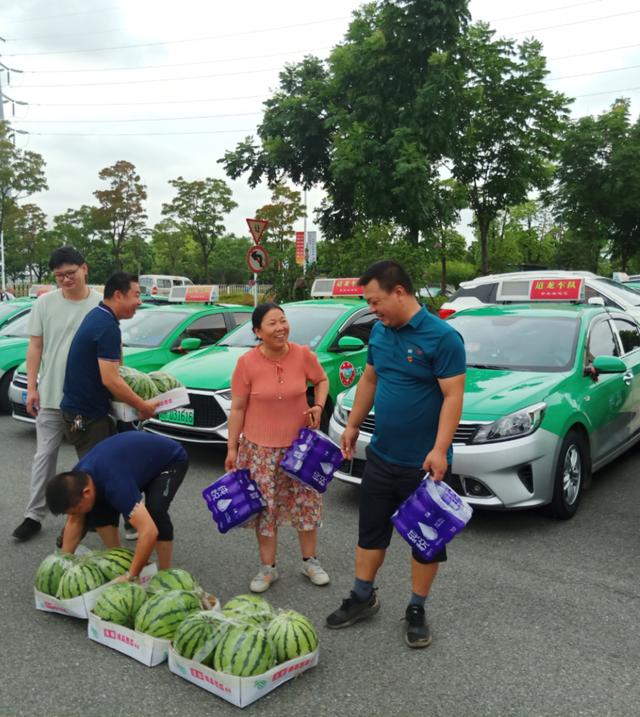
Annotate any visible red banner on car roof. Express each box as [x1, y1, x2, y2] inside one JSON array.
[[332, 278, 363, 296], [529, 279, 583, 301]]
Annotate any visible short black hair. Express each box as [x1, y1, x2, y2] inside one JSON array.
[[46, 471, 90, 515], [251, 302, 283, 333], [49, 246, 86, 270], [104, 271, 139, 299], [358, 260, 414, 295]]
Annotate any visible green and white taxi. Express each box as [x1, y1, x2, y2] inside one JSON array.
[[9, 285, 251, 423], [330, 277, 640, 519], [143, 278, 375, 443]]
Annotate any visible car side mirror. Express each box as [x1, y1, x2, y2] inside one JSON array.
[[336, 336, 365, 352], [173, 337, 202, 353], [592, 355, 625, 374]]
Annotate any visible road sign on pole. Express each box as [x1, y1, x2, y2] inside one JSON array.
[[247, 245, 270, 273], [246, 218, 268, 245]]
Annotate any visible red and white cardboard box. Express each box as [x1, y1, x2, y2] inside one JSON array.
[[34, 563, 157, 620], [110, 386, 190, 422], [87, 601, 221, 667], [168, 645, 319, 708]]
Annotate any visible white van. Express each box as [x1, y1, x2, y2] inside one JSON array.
[[139, 275, 193, 298]]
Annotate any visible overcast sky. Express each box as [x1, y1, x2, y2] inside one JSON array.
[[2, 0, 639, 242]]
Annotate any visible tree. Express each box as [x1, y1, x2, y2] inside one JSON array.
[[553, 100, 639, 273], [93, 160, 148, 270], [444, 23, 569, 274], [150, 219, 197, 276], [255, 183, 306, 258], [51, 206, 113, 281], [221, 0, 470, 243], [161, 177, 237, 282], [209, 236, 252, 284], [10, 203, 50, 280], [0, 122, 48, 286]]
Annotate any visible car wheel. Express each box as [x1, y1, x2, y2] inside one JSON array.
[[0, 369, 15, 414], [549, 429, 588, 520]]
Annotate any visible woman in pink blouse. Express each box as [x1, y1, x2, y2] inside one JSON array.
[[225, 303, 330, 593]]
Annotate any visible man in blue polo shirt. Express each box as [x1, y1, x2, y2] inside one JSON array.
[[60, 271, 157, 457], [46, 432, 188, 580], [326, 260, 466, 648]]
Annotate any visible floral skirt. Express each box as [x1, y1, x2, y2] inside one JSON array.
[[237, 436, 323, 537]]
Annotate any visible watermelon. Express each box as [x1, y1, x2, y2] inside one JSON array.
[[147, 568, 200, 595], [173, 611, 230, 663], [134, 590, 201, 639], [211, 623, 274, 676], [148, 371, 183, 393], [93, 582, 147, 627], [34, 552, 77, 597], [267, 610, 318, 663], [118, 367, 160, 401], [222, 594, 274, 626], [88, 547, 134, 581], [56, 561, 106, 599]]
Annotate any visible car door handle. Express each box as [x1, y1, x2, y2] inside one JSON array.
[[623, 371, 633, 385]]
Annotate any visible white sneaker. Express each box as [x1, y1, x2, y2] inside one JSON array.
[[250, 565, 279, 593], [124, 521, 138, 541], [302, 557, 330, 586]]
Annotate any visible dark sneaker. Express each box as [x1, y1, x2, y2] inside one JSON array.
[[326, 590, 380, 629], [13, 518, 42, 542], [403, 604, 432, 648]]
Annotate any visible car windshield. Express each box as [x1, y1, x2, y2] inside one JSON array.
[[0, 312, 30, 338], [120, 310, 190, 348], [219, 306, 346, 349], [0, 303, 25, 322], [593, 277, 640, 306], [448, 314, 580, 372]]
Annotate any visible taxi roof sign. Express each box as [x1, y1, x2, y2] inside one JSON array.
[[496, 277, 585, 303], [169, 284, 220, 303], [311, 278, 363, 298]]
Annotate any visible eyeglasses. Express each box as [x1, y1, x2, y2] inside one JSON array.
[[53, 267, 80, 281]]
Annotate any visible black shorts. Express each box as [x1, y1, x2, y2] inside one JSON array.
[[86, 459, 188, 541], [358, 447, 448, 565]]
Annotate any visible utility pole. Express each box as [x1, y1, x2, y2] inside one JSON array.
[[0, 62, 6, 294], [302, 188, 307, 277]]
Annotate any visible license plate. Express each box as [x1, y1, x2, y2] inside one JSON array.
[[22, 391, 27, 403], [158, 407, 194, 426]]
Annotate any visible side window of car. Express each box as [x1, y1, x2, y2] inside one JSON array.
[[613, 318, 640, 355], [232, 312, 251, 327], [584, 285, 620, 309], [338, 312, 377, 345], [587, 320, 619, 362], [157, 279, 171, 289], [182, 314, 227, 346]]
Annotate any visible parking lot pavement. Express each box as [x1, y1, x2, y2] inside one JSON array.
[[1, 414, 639, 717]]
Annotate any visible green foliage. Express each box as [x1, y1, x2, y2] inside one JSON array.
[[93, 160, 148, 270], [162, 176, 237, 282]]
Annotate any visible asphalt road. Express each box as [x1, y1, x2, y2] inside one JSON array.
[[1, 414, 639, 717]]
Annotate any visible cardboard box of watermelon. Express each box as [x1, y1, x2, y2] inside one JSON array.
[[168, 594, 319, 708], [34, 547, 157, 620], [88, 568, 220, 667], [110, 368, 189, 422]]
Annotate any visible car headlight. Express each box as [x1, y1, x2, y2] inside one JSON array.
[[333, 395, 350, 427], [216, 389, 232, 402], [472, 402, 546, 444]]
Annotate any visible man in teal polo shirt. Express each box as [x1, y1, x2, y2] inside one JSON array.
[[326, 260, 466, 648]]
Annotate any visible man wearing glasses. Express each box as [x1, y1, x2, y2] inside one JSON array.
[[12, 247, 101, 542]]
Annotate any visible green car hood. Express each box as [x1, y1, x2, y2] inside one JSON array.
[[161, 346, 251, 390], [461, 368, 565, 420], [0, 337, 29, 370], [338, 368, 564, 422]]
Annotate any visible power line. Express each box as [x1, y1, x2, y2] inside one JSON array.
[[493, 0, 606, 22], [549, 43, 640, 61], [6, 46, 330, 74], [13, 111, 262, 124], [510, 9, 640, 36], [11, 94, 266, 107], [548, 63, 640, 82], [23, 127, 257, 137], [3, 15, 350, 57], [574, 85, 640, 98], [2, 2, 121, 24], [14, 66, 284, 89]]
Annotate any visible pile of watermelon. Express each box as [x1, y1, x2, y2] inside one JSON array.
[[171, 593, 318, 678], [119, 366, 183, 400], [35, 547, 137, 600]]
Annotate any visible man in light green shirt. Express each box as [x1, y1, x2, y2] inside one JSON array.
[[13, 247, 101, 542]]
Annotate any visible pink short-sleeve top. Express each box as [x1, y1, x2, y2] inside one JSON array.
[[231, 342, 327, 448]]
